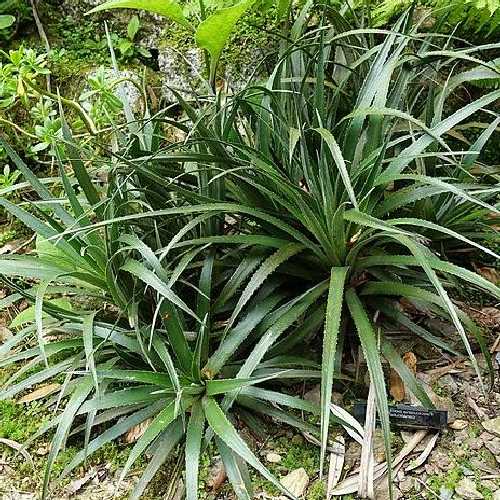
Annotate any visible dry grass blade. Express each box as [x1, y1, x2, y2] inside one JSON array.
[[0, 437, 34, 467], [358, 381, 376, 498], [330, 430, 428, 496], [405, 432, 438, 472], [326, 436, 345, 500], [18, 383, 61, 403]]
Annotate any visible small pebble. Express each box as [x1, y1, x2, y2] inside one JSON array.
[[266, 452, 282, 464]]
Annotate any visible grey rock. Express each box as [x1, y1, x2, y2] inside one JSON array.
[[303, 385, 343, 406], [373, 429, 386, 464], [470, 455, 497, 473], [482, 417, 500, 438], [455, 478, 483, 499], [344, 442, 361, 471], [429, 450, 453, 471], [266, 452, 282, 464], [158, 46, 205, 102], [431, 394, 457, 423], [399, 478, 414, 494], [484, 437, 500, 456], [279, 468, 309, 498], [439, 486, 454, 500], [439, 374, 458, 393], [465, 437, 484, 451], [82, 68, 142, 112], [375, 482, 401, 500]]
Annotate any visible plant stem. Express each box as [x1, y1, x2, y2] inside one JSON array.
[[0, 117, 39, 140], [26, 81, 98, 135]]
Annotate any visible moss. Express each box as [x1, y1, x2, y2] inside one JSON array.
[[0, 399, 49, 442], [197, 450, 213, 498], [427, 464, 464, 494], [250, 433, 321, 496], [468, 422, 482, 438], [307, 479, 325, 500], [279, 436, 319, 477]]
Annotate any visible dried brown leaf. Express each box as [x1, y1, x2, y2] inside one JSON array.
[[0, 325, 12, 342], [468, 307, 500, 330], [475, 266, 500, 285], [405, 432, 438, 472], [123, 418, 152, 444], [18, 383, 61, 403], [389, 352, 417, 402], [389, 369, 405, 402]]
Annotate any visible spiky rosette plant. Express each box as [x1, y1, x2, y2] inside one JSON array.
[[1, 4, 499, 500], [114, 4, 500, 487], [0, 106, 360, 499]]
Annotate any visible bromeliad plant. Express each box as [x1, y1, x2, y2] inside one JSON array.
[[1, 5, 500, 500], [118, 4, 500, 488], [0, 105, 360, 498]]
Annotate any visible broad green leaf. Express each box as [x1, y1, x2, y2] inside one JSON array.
[[87, 0, 190, 28], [195, 0, 257, 82], [10, 298, 72, 329], [127, 15, 140, 40], [0, 15, 15, 29], [277, 0, 291, 19]]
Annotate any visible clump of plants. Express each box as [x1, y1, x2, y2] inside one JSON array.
[[0, 3, 499, 500], [0, 44, 143, 163]]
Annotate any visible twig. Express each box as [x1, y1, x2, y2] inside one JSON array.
[[358, 381, 376, 498], [29, 0, 51, 92], [415, 477, 440, 498], [0, 117, 39, 140]]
